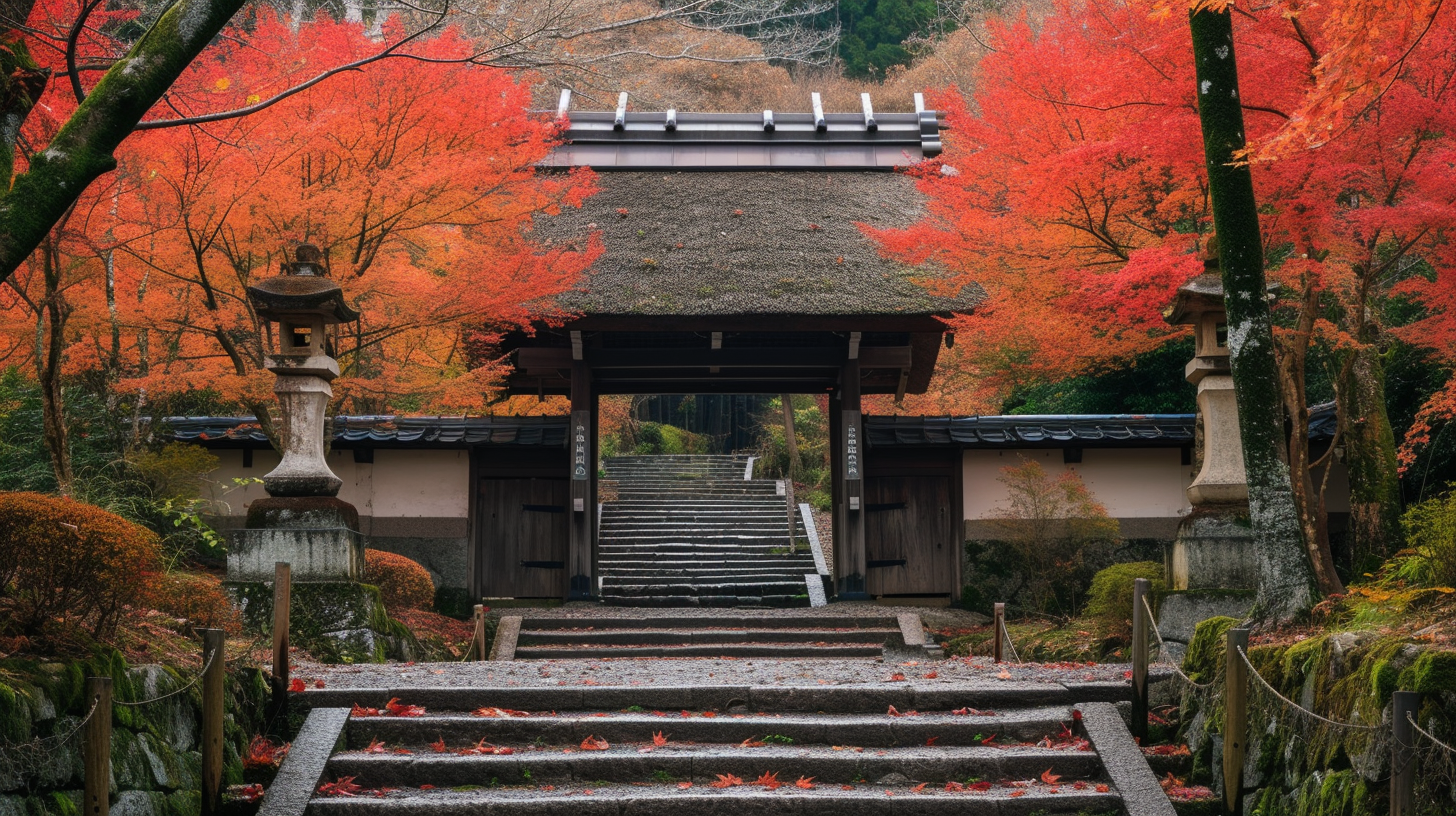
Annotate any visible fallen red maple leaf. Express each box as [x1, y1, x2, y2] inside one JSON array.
[[979, 733, 998, 745], [944, 781, 965, 792], [795, 776, 815, 789], [318, 777, 362, 797], [677, 782, 693, 789], [314, 679, 326, 689], [364, 738, 388, 754], [888, 673, 907, 681], [968, 781, 993, 792], [887, 705, 903, 717], [840, 785, 854, 791], [1041, 769, 1061, 784], [1096, 783, 1110, 793], [740, 737, 766, 747], [924, 671, 938, 679], [472, 706, 530, 718], [1009, 790, 1025, 798], [430, 738, 447, 753], [384, 698, 426, 717], [911, 782, 927, 793], [350, 704, 381, 717], [288, 678, 305, 693], [711, 774, 743, 788], [653, 731, 669, 747], [580, 736, 609, 751], [755, 771, 781, 790]]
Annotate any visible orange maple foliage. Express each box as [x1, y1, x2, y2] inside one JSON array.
[[580, 736, 610, 751], [4, 9, 599, 426]]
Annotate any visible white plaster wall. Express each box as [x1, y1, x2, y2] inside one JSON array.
[[204, 448, 470, 520], [962, 448, 1194, 521]]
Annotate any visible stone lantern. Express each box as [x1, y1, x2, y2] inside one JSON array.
[[1165, 272, 1247, 505], [247, 244, 359, 498], [1162, 256, 1258, 593], [229, 245, 366, 585]]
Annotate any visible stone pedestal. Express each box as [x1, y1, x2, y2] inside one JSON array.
[[227, 497, 363, 582], [1169, 506, 1257, 591]]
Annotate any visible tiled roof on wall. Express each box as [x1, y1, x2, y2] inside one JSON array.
[[164, 415, 569, 447]]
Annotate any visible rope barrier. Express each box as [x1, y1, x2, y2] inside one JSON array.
[[1141, 595, 1216, 690], [1236, 646, 1378, 731], [0, 697, 100, 779], [116, 644, 218, 707], [1408, 711, 1456, 756], [1000, 620, 1023, 664]]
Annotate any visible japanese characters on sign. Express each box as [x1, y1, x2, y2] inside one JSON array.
[[844, 413, 861, 481], [572, 413, 589, 480]]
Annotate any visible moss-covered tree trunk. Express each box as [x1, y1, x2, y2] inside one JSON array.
[[1338, 342, 1402, 569], [1189, 8, 1316, 622], [0, 0, 249, 281]]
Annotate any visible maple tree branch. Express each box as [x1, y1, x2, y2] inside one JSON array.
[[135, 6, 449, 131], [64, 0, 104, 103], [0, 0, 252, 283]]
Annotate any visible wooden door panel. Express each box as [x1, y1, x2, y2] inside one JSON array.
[[865, 476, 952, 596], [479, 478, 568, 598]]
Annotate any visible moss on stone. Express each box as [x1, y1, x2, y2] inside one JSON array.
[[1396, 650, 1456, 695], [1183, 615, 1238, 685]]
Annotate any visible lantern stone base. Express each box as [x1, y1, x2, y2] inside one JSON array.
[[1167, 505, 1258, 591], [229, 497, 363, 582], [226, 581, 418, 664]]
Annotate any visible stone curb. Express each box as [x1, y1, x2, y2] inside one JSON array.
[[259, 707, 350, 816], [489, 616, 521, 661], [1076, 701, 1177, 816]]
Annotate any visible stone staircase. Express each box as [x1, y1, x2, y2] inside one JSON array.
[[598, 455, 819, 607], [499, 613, 941, 660], [274, 682, 1174, 816]]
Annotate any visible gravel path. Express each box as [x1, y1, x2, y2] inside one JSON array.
[[299, 652, 1141, 691]]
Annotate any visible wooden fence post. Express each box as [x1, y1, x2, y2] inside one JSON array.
[[200, 628, 225, 816], [1132, 577, 1150, 742], [272, 562, 291, 707], [473, 605, 488, 661], [992, 603, 1005, 664], [1223, 627, 1249, 816], [1391, 690, 1420, 816], [83, 676, 112, 816]]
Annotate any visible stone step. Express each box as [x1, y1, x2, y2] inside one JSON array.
[[602, 583, 811, 598], [596, 568, 815, 580], [343, 709, 1073, 749], [307, 786, 1121, 816], [324, 745, 1102, 789], [600, 594, 810, 608], [516, 628, 897, 646], [515, 616, 900, 630], [512, 643, 880, 659]]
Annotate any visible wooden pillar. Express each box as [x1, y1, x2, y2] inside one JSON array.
[[83, 677, 111, 816], [1223, 627, 1249, 816], [1131, 578, 1150, 742], [837, 358, 868, 599], [271, 562, 291, 709], [200, 628, 225, 816], [1391, 691, 1419, 816], [568, 360, 594, 601]]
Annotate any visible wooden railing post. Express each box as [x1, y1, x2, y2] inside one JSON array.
[[200, 628, 225, 816], [473, 604, 488, 661], [83, 676, 112, 816], [1391, 691, 1420, 816], [272, 562, 291, 707], [992, 603, 1005, 664], [1131, 577, 1150, 742], [1223, 627, 1249, 816]]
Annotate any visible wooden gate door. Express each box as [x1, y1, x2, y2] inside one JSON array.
[[865, 475, 953, 596], [478, 477, 569, 598]]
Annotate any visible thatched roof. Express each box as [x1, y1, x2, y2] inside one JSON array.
[[532, 171, 978, 321]]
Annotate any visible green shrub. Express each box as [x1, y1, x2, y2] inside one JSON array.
[[1400, 489, 1456, 587], [364, 550, 435, 612], [1085, 561, 1165, 639], [0, 491, 163, 641]]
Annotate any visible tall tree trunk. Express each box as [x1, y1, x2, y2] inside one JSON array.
[[781, 394, 800, 479], [36, 235, 73, 493], [1189, 7, 1316, 622], [1339, 342, 1402, 569]]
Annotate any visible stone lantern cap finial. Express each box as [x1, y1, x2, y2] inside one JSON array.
[[246, 244, 361, 324]]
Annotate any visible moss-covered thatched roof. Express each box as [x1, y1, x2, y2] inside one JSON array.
[[532, 171, 978, 320]]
